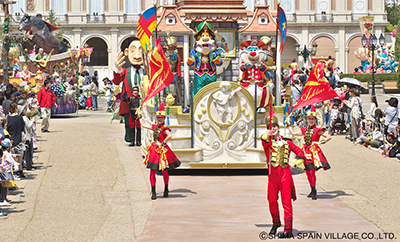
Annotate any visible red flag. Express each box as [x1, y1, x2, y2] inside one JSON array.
[[292, 62, 338, 111], [140, 38, 174, 107]]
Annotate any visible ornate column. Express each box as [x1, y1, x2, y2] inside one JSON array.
[[338, 26, 345, 70], [184, 34, 190, 106], [72, 28, 82, 49], [110, 28, 119, 72], [108, 48, 112, 72], [344, 47, 349, 73]]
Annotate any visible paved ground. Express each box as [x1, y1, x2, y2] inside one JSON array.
[[1, 96, 399, 242]]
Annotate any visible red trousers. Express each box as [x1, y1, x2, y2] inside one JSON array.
[[129, 114, 141, 129], [268, 165, 294, 233]]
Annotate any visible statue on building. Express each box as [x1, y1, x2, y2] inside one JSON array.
[[260, 36, 277, 81], [113, 37, 147, 143], [18, 14, 68, 54], [187, 21, 223, 97], [165, 32, 183, 105], [239, 40, 271, 111]]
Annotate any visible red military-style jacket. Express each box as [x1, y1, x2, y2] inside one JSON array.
[[240, 62, 267, 88]]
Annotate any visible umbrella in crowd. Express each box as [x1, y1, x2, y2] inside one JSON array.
[[337, 78, 366, 89]]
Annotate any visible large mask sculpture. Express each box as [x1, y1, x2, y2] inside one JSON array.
[[114, 38, 147, 143], [239, 40, 270, 110], [187, 21, 223, 97]]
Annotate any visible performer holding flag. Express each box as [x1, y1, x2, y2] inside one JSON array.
[[138, 38, 180, 200], [287, 62, 336, 200], [261, 116, 305, 238]]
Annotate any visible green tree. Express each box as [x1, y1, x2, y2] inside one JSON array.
[[386, 0, 400, 32], [395, 20, 400, 64], [46, 9, 64, 41]]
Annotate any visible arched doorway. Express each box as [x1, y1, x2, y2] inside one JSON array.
[[348, 36, 362, 73], [314, 36, 335, 59], [120, 37, 138, 69], [281, 36, 297, 69], [62, 38, 71, 49], [85, 37, 108, 66]]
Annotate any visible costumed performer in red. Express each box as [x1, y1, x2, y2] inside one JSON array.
[[288, 106, 331, 200], [138, 104, 181, 200], [261, 116, 306, 238]]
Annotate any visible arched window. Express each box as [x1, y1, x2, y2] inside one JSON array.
[[85, 37, 108, 67]]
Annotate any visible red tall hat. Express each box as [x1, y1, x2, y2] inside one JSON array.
[[156, 103, 166, 117], [307, 105, 317, 118]]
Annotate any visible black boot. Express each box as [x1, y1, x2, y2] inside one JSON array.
[[151, 186, 156, 200], [129, 129, 135, 147], [163, 184, 169, 197], [269, 224, 281, 235], [136, 128, 142, 146], [1, 186, 7, 203], [311, 186, 317, 200], [307, 186, 313, 198]]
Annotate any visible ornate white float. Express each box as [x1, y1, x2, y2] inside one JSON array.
[[141, 81, 297, 169]]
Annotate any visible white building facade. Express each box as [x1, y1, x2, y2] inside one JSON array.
[[2, 0, 389, 75]]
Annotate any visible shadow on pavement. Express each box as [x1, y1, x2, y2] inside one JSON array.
[[170, 188, 197, 194], [324, 190, 354, 198]]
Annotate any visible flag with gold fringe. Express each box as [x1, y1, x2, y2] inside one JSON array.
[[137, 6, 157, 53], [140, 38, 174, 107], [292, 62, 339, 111]]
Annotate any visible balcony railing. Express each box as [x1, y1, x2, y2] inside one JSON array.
[[123, 13, 140, 23], [55, 14, 69, 24], [286, 13, 297, 22], [86, 14, 106, 23], [314, 13, 333, 22]]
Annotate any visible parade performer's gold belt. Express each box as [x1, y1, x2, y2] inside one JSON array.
[[195, 68, 213, 73]]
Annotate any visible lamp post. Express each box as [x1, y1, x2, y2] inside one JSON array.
[[362, 33, 385, 96], [295, 42, 318, 67]]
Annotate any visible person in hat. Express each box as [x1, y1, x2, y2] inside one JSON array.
[[138, 104, 181, 200], [288, 106, 331, 200], [34, 48, 52, 68], [261, 116, 305, 238], [0, 138, 19, 207], [128, 86, 141, 146], [383, 97, 399, 135]]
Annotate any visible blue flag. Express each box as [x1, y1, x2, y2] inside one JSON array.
[[278, 6, 287, 53]]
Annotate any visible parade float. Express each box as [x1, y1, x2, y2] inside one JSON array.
[[135, 3, 299, 169], [354, 16, 399, 74], [2, 12, 82, 115]]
